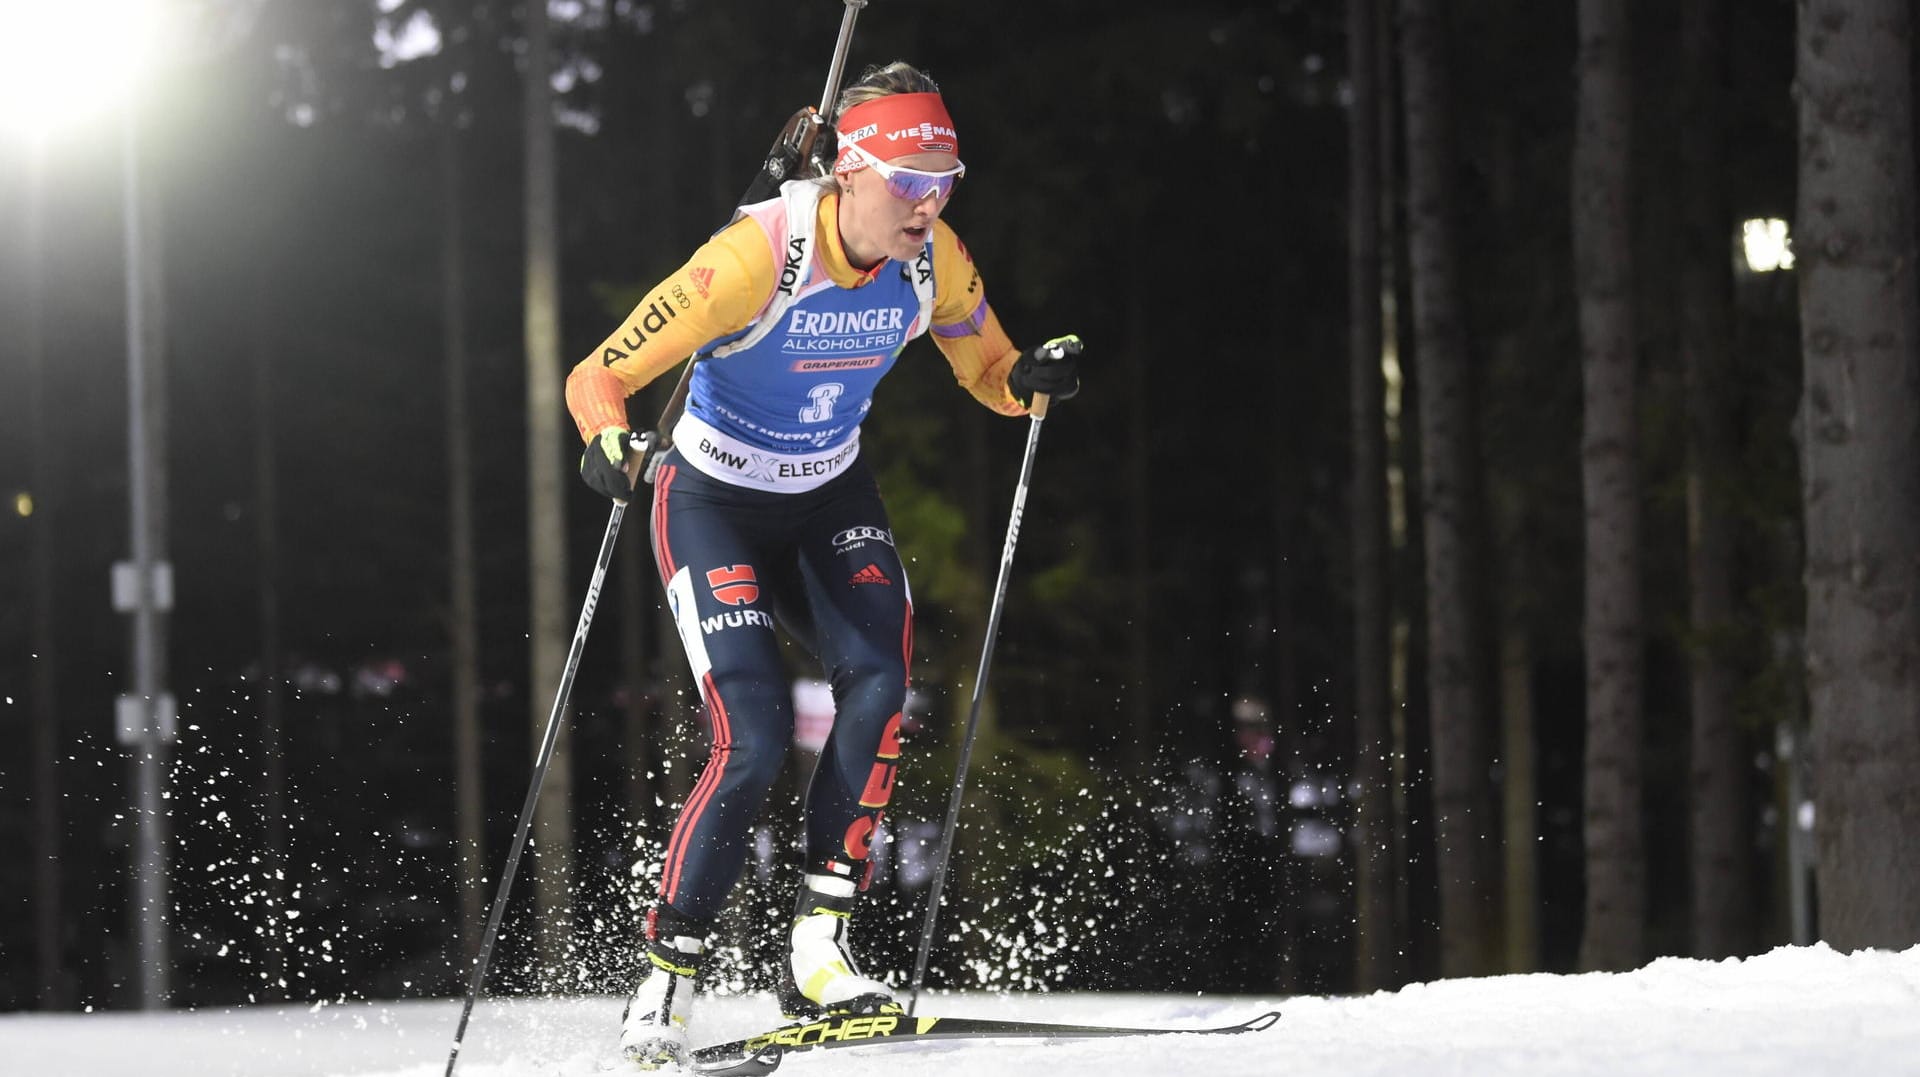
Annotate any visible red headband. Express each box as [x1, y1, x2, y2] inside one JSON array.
[[834, 92, 960, 174]]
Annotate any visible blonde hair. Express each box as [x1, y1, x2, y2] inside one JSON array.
[[835, 61, 941, 115]]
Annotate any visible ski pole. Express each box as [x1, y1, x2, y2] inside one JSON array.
[[906, 390, 1055, 1015], [445, 499, 628, 1077]]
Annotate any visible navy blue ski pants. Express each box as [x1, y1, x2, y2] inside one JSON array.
[[647, 451, 910, 920]]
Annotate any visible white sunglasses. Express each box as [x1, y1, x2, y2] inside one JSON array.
[[843, 143, 966, 201]]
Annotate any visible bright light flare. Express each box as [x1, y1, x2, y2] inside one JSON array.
[[1742, 218, 1795, 273], [0, 0, 162, 136]]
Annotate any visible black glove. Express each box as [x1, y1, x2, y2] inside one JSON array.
[[580, 428, 639, 502], [1007, 334, 1083, 406]]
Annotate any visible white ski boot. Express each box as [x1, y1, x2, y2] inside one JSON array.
[[620, 907, 710, 1070], [779, 869, 899, 1020]]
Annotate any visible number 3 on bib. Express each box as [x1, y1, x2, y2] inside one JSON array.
[[800, 383, 844, 423]]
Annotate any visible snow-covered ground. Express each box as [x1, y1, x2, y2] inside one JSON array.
[[5, 943, 1918, 1076]]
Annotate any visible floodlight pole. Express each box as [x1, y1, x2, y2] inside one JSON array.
[[117, 99, 174, 1011]]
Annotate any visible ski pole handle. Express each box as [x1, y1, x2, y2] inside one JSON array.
[[631, 429, 664, 487]]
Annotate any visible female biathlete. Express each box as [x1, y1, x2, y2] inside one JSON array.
[[563, 62, 1083, 1069]]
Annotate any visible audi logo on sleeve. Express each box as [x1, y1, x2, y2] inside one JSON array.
[[832, 527, 896, 553]]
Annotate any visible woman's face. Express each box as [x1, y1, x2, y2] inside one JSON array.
[[839, 151, 960, 267]]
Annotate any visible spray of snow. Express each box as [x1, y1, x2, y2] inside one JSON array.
[[6, 944, 1918, 1076]]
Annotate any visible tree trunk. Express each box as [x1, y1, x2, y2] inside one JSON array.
[[440, 113, 488, 966], [1678, 0, 1750, 961], [524, 0, 575, 977], [1348, 0, 1398, 994], [25, 136, 73, 1011], [1497, 620, 1539, 971], [637, 39, 695, 844], [1377, 0, 1423, 983], [1398, 0, 1496, 979], [620, 532, 656, 834], [1795, 0, 1920, 951], [1127, 275, 1153, 774], [250, 237, 290, 998], [1573, 0, 1645, 972], [958, 398, 997, 750], [1483, 105, 1542, 977]]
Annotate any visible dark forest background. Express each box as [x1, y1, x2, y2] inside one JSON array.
[[2, 0, 1915, 1016]]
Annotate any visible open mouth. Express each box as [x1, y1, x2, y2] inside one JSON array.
[[902, 224, 929, 243]]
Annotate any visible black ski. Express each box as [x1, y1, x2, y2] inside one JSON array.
[[688, 1009, 1282, 1075]]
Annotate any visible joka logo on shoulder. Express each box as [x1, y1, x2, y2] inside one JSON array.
[[706, 565, 760, 606]]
